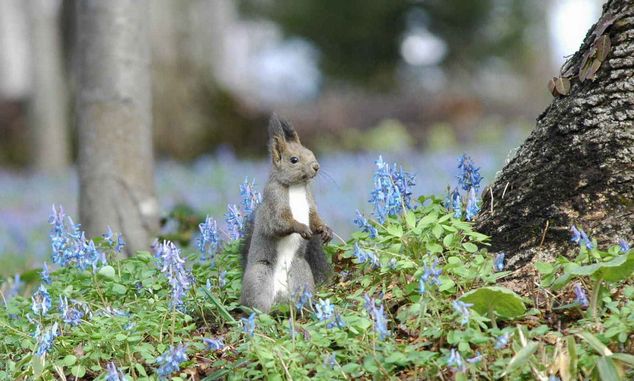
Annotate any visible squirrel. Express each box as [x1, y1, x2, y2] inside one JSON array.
[[240, 114, 332, 313]]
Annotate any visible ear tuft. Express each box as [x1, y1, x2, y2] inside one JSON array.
[[268, 113, 300, 143]]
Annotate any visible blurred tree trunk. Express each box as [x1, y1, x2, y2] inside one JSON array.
[[477, 0, 634, 269], [27, 0, 69, 171], [76, 0, 159, 256]]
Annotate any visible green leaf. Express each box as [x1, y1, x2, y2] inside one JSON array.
[[417, 213, 438, 230], [611, 353, 634, 367], [596, 357, 620, 381], [567, 336, 578, 378], [62, 354, 77, 367], [71, 365, 86, 378], [97, 265, 116, 279], [462, 242, 478, 253], [200, 287, 236, 323], [567, 253, 634, 282], [111, 283, 127, 295], [443, 234, 454, 248], [459, 286, 526, 319], [503, 341, 539, 375], [577, 332, 612, 356], [386, 224, 403, 238], [534, 262, 554, 274], [405, 210, 416, 228]]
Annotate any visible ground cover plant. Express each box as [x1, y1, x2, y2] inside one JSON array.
[[1, 154, 633, 380]]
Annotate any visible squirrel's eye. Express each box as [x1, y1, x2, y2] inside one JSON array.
[[290, 156, 299, 164]]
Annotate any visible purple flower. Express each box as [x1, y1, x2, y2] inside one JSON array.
[[452, 300, 473, 325], [353, 210, 378, 239], [35, 322, 59, 356], [457, 154, 483, 193], [197, 216, 220, 265], [156, 344, 188, 379], [447, 348, 467, 372], [219, 270, 227, 288], [203, 338, 224, 351], [580, 230, 593, 250], [324, 353, 337, 369], [494, 252, 506, 272], [153, 240, 192, 309], [240, 177, 262, 217], [5, 274, 23, 301], [467, 351, 482, 364], [573, 283, 589, 308], [225, 204, 244, 240], [105, 362, 125, 381], [32, 285, 51, 316], [618, 239, 630, 253], [242, 313, 256, 336], [465, 187, 479, 221]]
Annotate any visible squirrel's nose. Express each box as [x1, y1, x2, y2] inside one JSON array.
[[312, 163, 320, 172]]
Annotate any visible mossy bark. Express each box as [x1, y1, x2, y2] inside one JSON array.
[[476, 0, 634, 269]]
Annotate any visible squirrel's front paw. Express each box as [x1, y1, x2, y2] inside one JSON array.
[[314, 224, 333, 244], [296, 223, 313, 240]]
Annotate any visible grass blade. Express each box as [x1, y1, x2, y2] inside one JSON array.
[[502, 341, 539, 376], [201, 287, 236, 323]]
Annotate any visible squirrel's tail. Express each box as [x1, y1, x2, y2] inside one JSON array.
[[239, 215, 254, 270], [306, 236, 332, 285]]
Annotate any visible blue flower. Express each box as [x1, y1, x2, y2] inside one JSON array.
[[369, 156, 416, 224], [363, 293, 390, 340], [452, 300, 473, 325], [495, 332, 511, 349], [219, 270, 227, 288], [58, 296, 84, 326], [419, 259, 442, 294], [240, 177, 262, 217], [32, 285, 51, 316], [294, 285, 312, 312], [105, 362, 126, 381], [573, 283, 589, 308], [40, 263, 51, 285], [465, 187, 479, 221], [203, 338, 224, 351], [580, 230, 593, 250], [153, 240, 192, 309], [35, 322, 59, 356], [447, 348, 467, 372], [197, 216, 220, 265], [241, 313, 256, 336], [494, 252, 506, 272], [353, 243, 380, 268], [155, 344, 188, 379], [467, 351, 482, 364], [570, 226, 581, 244], [619, 239, 630, 252], [49, 205, 106, 271], [353, 210, 378, 239], [5, 274, 23, 301], [324, 353, 337, 369], [549, 375, 561, 381], [457, 154, 483, 193], [326, 313, 346, 329], [451, 188, 462, 219], [315, 299, 335, 321], [205, 279, 212, 291], [225, 204, 244, 240]]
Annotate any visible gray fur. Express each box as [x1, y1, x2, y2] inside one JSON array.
[[240, 114, 332, 313]]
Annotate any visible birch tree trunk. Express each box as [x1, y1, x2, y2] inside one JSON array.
[[27, 0, 69, 171], [76, 0, 159, 256], [476, 0, 634, 269]]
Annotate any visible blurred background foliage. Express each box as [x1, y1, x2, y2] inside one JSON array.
[[0, 0, 602, 166]]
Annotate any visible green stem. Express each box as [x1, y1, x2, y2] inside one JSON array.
[[488, 306, 497, 329], [590, 277, 602, 322]]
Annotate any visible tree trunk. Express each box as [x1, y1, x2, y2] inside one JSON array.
[[27, 0, 70, 172], [76, 0, 159, 256], [477, 0, 634, 270]]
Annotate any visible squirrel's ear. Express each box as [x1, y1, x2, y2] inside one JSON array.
[[268, 113, 300, 144], [269, 135, 285, 166]]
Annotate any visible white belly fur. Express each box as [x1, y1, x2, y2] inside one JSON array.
[[273, 184, 309, 298]]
